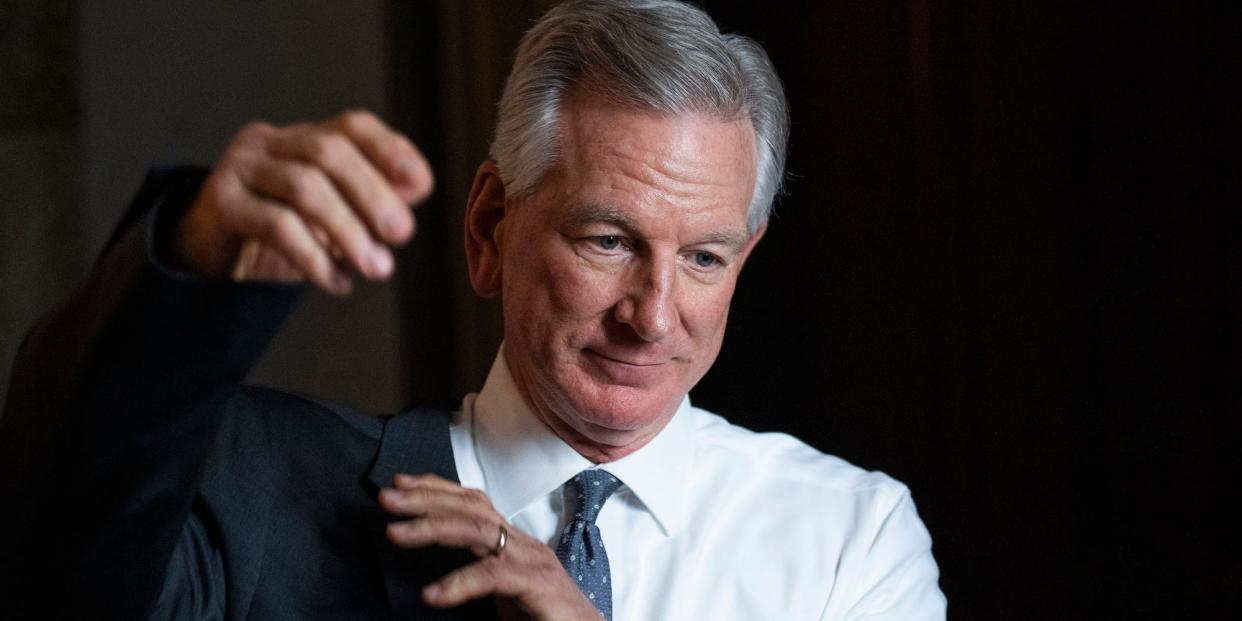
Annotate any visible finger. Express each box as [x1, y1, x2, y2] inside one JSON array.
[[267, 121, 416, 246], [422, 556, 506, 608], [393, 473, 468, 492], [331, 109, 435, 206], [306, 223, 345, 262], [243, 156, 393, 280], [379, 484, 494, 519], [230, 239, 304, 283], [385, 513, 500, 557], [222, 189, 353, 295]]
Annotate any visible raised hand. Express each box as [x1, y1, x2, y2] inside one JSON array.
[[174, 110, 434, 295]]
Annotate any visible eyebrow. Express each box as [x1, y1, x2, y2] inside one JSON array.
[[563, 203, 640, 231], [695, 231, 750, 253], [564, 202, 750, 253]]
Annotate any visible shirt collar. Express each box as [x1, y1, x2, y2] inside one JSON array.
[[472, 347, 695, 537]]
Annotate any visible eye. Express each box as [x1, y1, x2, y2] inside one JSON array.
[[595, 236, 624, 251], [692, 252, 719, 268]]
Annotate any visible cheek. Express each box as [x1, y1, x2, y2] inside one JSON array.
[[681, 279, 738, 342], [504, 239, 620, 336], [545, 259, 620, 318]]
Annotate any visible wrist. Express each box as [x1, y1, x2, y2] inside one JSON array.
[[171, 203, 238, 278], [141, 166, 220, 279]]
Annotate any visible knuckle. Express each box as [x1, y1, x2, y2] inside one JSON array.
[[352, 179, 384, 210], [287, 169, 325, 208], [425, 514, 449, 530], [337, 108, 377, 133], [463, 488, 489, 506], [471, 517, 490, 537], [236, 120, 273, 142], [308, 132, 350, 166], [217, 148, 261, 181], [412, 487, 437, 505], [265, 210, 300, 242]]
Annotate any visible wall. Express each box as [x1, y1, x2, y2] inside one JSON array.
[[2, 1, 410, 413], [0, 0, 85, 407]]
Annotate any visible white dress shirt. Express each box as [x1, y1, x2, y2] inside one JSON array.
[[450, 351, 947, 620]]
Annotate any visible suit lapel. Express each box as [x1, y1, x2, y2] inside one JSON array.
[[365, 407, 496, 619]]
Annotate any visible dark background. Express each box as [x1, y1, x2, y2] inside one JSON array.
[[2, 1, 1237, 618]]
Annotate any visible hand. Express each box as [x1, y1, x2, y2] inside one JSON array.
[[379, 474, 602, 621], [174, 110, 434, 295]]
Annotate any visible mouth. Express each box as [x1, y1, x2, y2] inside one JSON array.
[[584, 348, 669, 367], [580, 348, 677, 388]]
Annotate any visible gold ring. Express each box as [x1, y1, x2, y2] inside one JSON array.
[[492, 524, 508, 557]]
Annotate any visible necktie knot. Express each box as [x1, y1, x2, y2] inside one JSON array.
[[566, 469, 622, 524]]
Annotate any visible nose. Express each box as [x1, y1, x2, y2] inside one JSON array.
[[614, 259, 678, 342]]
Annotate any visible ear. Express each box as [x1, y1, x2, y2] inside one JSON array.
[[465, 160, 508, 299], [736, 220, 768, 268]]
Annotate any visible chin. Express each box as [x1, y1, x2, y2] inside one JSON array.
[[566, 379, 680, 436], [518, 344, 695, 449]]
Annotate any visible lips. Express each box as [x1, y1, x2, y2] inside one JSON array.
[[585, 348, 669, 367], [581, 348, 674, 387]]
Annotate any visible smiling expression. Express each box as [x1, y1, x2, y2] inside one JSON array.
[[477, 91, 763, 462]]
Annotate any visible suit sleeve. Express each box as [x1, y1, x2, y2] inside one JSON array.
[[0, 167, 302, 620]]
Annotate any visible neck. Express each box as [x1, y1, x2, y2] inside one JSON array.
[[531, 405, 665, 463]]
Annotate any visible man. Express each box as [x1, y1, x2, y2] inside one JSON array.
[[0, 1, 944, 619]]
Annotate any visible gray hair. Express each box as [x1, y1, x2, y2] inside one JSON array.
[[490, 0, 789, 234]]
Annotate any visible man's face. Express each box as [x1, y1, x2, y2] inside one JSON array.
[[496, 93, 762, 462]]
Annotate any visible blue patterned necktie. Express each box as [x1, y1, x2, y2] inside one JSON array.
[[555, 469, 623, 620]]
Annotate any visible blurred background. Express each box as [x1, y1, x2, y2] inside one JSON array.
[[1, 1, 1237, 618]]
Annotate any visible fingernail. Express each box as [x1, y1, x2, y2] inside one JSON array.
[[423, 584, 441, 601], [371, 247, 393, 277]]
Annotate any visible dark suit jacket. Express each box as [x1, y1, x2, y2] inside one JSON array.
[[0, 168, 493, 620]]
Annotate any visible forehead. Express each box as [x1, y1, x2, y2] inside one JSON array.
[[539, 93, 758, 233]]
